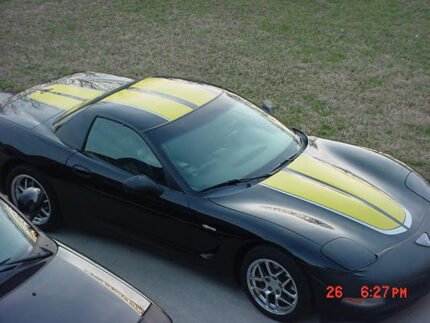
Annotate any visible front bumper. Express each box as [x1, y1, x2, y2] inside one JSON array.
[[314, 273, 430, 321], [312, 205, 430, 320]]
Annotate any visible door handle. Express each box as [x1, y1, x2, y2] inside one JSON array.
[[202, 224, 217, 232], [72, 164, 92, 178]]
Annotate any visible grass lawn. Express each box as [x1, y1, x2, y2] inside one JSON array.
[[0, 0, 429, 177]]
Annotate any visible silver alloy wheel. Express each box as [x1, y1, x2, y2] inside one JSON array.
[[247, 258, 298, 315], [11, 174, 52, 226]]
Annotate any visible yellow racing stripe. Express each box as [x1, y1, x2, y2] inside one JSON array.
[[28, 91, 83, 110], [47, 84, 103, 100], [104, 89, 193, 121], [262, 170, 401, 231], [288, 155, 406, 223], [132, 78, 218, 107]]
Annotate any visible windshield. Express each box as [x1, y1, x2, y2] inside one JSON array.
[[149, 93, 301, 191], [0, 199, 37, 263]]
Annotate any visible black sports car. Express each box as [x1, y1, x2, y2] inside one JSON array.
[[0, 188, 171, 323], [0, 72, 429, 321]]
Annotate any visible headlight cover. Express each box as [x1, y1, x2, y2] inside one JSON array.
[[321, 238, 376, 271]]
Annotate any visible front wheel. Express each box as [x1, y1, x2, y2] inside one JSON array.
[[240, 245, 312, 321]]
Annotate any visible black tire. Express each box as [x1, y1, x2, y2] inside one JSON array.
[[240, 245, 312, 322], [6, 164, 61, 231]]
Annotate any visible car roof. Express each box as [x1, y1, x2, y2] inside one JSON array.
[[87, 77, 224, 131]]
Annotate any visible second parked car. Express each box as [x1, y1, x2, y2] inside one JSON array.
[[0, 188, 171, 323]]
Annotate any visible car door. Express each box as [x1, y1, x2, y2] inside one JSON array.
[[65, 117, 191, 251]]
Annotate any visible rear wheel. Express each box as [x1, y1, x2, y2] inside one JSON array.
[[240, 245, 311, 321], [6, 165, 60, 230]]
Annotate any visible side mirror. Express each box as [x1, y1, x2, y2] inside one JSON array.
[[17, 188, 43, 220], [261, 100, 275, 115], [123, 175, 164, 197]]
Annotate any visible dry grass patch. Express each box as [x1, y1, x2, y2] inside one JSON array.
[[0, 0, 429, 176]]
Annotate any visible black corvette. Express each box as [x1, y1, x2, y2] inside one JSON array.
[[0, 188, 171, 323], [1, 72, 429, 321]]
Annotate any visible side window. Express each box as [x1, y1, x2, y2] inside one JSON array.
[[85, 117, 164, 183]]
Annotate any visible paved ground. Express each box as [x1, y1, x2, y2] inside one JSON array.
[[2, 91, 430, 322], [50, 228, 430, 323]]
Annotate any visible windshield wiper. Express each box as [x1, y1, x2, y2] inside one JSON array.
[[202, 149, 303, 192], [0, 248, 53, 272], [268, 155, 297, 176], [201, 174, 273, 192], [202, 130, 309, 192], [269, 129, 308, 174]]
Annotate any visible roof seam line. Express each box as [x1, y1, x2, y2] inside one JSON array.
[[44, 89, 86, 101], [128, 87, 199, 109]]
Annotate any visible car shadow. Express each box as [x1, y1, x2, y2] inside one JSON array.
[[50, 225, 320, 323]]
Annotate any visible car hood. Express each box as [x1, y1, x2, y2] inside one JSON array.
[[210, 137, 430, 254], [0, 243, 151, 323], [0, 72, 133, 129]]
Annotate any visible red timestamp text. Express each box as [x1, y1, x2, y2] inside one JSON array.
[[361, 285, 408, 299], [326, 285, 344, 299], [325, 285, 408, 299]]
